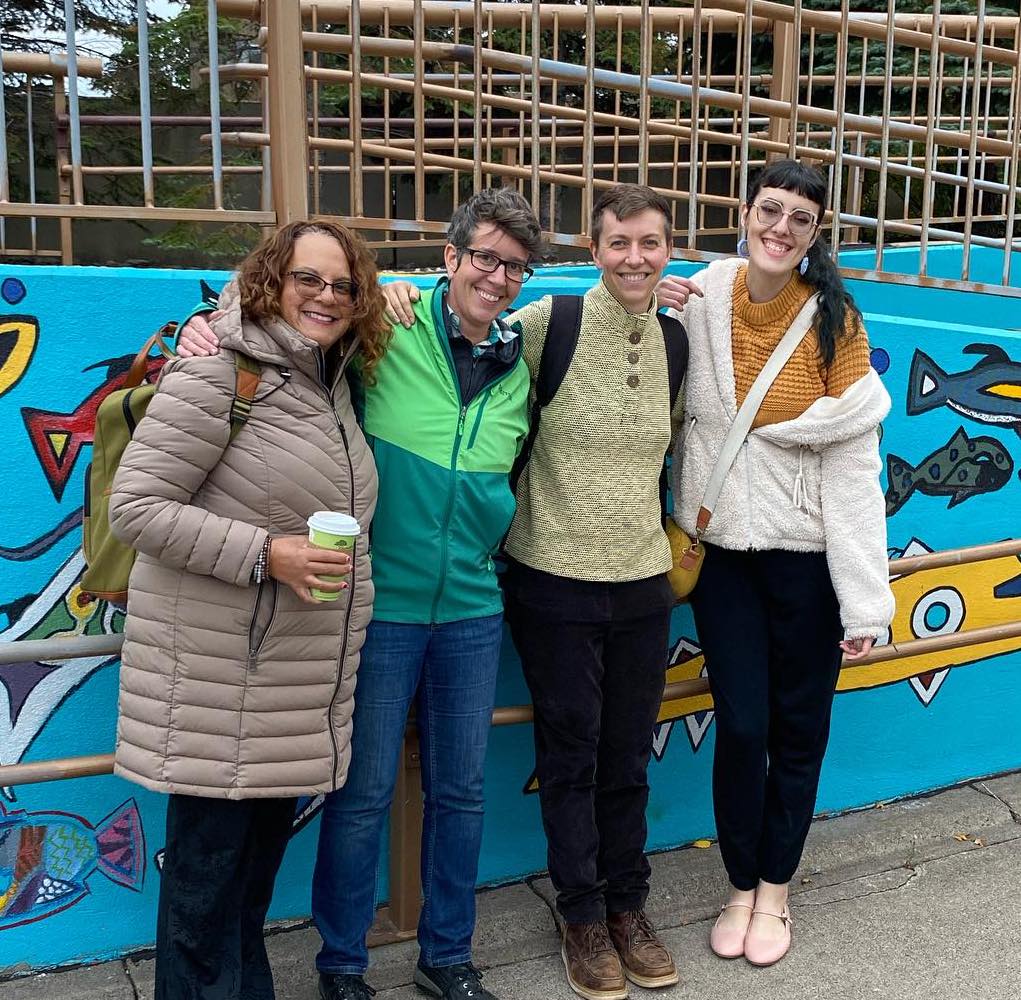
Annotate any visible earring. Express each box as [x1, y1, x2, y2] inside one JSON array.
[[799, 254, 810, 276], [737, 238, 750, 259]]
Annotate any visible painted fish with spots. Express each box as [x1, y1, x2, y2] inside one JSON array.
[[907, 343, 1021, 434], [884, 426, 1013, 516], [0, 799, 144, 930]]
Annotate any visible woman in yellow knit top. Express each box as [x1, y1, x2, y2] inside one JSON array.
[[658, 159, 894, 967]]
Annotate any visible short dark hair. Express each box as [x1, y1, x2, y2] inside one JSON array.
[[446, 188, 545, 260], [590, 184, 673, 246]]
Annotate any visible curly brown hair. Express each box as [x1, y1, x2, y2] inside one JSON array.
[[235, 220, 392, 384]]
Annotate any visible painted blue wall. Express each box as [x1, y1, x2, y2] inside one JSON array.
[[1, 247, 1020, 971]]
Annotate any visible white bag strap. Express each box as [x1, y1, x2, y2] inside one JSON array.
[[694, 293, 819, 536]]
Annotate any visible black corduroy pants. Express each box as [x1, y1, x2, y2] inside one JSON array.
[[155, 793, 297, 1000], [690, 543, 844, 891], [503, 559, 674, 925]]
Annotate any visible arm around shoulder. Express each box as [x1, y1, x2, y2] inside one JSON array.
[[109, 356, 267, 587]]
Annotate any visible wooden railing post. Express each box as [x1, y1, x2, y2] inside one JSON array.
[[53, 76, 74, 264], [767, 17, 796, 157], [264, 0, 309, 224], [388, 725, 424, 934]]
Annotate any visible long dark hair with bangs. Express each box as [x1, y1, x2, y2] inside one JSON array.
[[746, 159, 862, 367]]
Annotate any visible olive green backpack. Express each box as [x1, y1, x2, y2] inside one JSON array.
[[81, 325, 261, 606]]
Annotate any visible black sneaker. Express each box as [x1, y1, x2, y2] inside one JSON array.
[[414, 960, 497, 999], [318, 972, 376, 1000]]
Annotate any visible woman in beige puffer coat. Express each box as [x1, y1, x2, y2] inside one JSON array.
[[108, 221, 391, 1000]]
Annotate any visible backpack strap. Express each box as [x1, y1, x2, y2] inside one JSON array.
[[656, 311, 689, 520], [229, 353, 262, 441], [509, 295, 584, 494], [657, 312, 688, 410]]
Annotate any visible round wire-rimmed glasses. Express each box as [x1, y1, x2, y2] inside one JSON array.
[[753, 199, 819, 236]]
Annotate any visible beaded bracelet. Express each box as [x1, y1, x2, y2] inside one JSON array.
[[252, 536, 272, 584]]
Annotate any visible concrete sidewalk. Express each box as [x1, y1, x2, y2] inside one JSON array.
[[4, 772, 1020, 1000]]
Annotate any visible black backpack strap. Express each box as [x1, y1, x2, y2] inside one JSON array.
[[657, 312, 689, 410], [656, 312, 689, 520], [509, 295, 584, 494]]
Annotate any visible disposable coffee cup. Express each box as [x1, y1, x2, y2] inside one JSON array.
[[307, 511, 361, 602]]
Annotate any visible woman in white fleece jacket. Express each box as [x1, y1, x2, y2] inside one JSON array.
[[659, 160, 894, 968]]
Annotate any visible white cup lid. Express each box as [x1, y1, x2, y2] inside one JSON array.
[[308, 511, 361, 536]]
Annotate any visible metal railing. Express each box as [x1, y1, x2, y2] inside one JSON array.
[[2, 536, 1020, 940], [1, 2, 1020, 286]]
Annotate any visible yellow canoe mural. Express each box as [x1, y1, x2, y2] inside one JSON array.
[[654, 537, 1021, 754]]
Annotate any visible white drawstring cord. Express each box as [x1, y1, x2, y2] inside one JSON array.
[[792, 449, 821, 515]]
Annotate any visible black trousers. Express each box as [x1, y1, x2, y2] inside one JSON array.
[[690, 543, 844, 891], [503, 560, 674, 925], [155, 793, 297, 1000]]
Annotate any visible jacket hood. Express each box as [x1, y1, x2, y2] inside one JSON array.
[[210, 277, 357, 381], [753, 368, 891, 449]]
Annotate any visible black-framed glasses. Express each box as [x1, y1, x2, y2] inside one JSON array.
[[753, 199, 819, 236], [461, 247, 534, 284], [287, 270, 358, 301]]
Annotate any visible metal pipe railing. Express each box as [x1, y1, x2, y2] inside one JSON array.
[[1, 534, 1018, 942]]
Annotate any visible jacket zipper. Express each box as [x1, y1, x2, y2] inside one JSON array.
[[430, 403, 468, 622], [321, 360, 359, 786], [466, 389, 491, 450], [247, 580, 278, 669], [430, 292, 523, 618]]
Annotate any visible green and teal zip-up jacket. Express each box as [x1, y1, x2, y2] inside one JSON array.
[[178, 276, 529, 624], [365, 279, 529, 623]]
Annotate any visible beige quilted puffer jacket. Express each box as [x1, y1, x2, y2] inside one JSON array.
[[109, 280, 377, 799]]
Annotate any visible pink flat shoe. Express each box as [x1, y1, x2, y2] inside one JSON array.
[[743, 905, 792, 967], [709, 901, 753, 959]]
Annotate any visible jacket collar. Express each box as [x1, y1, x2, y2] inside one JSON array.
[[211, 278, 360, 387]]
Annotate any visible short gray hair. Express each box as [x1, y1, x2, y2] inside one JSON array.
[[446, 188, 544, 260]]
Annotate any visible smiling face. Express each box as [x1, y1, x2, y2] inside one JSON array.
[[741, 185, 822, 287], [590, 207, 672, 314], [443, 223, 529, 342], [278, 231, 354, 349]]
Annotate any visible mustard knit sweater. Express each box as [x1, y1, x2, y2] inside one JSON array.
[[731, 267, 871, 428]]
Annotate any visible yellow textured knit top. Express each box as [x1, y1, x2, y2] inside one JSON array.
[[504, 280, 678, 582], [732, 266, 871, 428]]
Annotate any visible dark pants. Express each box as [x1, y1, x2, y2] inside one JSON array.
[[503, 560, 674, 925], [155, 793, 297, 1000], [690, 543, 843, 891]]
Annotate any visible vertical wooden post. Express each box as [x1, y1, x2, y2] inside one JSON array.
[[768, 18, 796, 157], [388, 725, 424, 934], [53, 76, 74, 264], [265, 0, 309, 224]]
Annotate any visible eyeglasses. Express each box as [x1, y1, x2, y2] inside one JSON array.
[[461, 247, 534, 284], [287, 270, 358, 301], [753, 199, 819, 236]]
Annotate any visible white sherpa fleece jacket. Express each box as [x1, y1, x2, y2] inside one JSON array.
[[668, 257, 895, 640]]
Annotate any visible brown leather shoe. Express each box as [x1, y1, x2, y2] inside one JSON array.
[[561, 920, 629, 1000], [606, 909, 680, 989]]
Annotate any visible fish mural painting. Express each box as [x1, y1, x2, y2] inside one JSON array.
[[21, 352, 167, 502], [0, 316, 39, 400], [884, 427, 1014, 516], [907, 343, 1021, 437], [0, 799, 144, 931], [0, 548, 124, 796]]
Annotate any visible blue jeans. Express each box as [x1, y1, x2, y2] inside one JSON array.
[[312, 614, 503, 974]]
